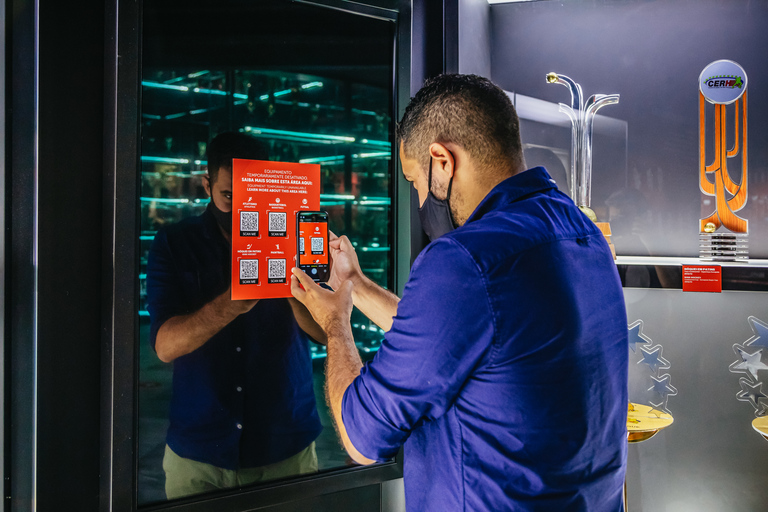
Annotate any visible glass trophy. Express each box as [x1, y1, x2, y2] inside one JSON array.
[[729, 316, 768, 441], [546, 73, 619, 258], [698, 60, 748, 261]]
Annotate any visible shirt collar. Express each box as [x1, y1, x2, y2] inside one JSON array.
[[466, 166, 558, 224]]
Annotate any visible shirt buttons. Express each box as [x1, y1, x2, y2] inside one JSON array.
[[236, 386, 242, 392], [236, 347, 242, 352], [236, 423, 243, 430]]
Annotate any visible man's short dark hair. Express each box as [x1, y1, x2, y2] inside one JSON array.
[[396, 74, 524, 177], [207, 132, 269, 183]]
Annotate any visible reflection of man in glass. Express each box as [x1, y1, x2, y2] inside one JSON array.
[[146, 132, 325, 500], [291, 75, 628, 511]]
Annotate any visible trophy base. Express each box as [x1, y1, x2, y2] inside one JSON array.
[[753, 416, 768, 442], [627, 402, 674, 444], [699, 233, 748, 261], [595, 222, 616, 260]]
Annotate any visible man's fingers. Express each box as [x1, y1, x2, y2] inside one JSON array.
[[291, 266, 319, 292], [290, 274, 307, 303], [329, 230, 339, 242]]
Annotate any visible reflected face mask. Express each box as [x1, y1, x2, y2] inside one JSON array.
[[417, 157, 455, 241], [208, 200, 232, 235]]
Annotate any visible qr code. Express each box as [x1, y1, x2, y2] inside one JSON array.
[[311, 237, 324, 255], [268, 258, 287, 284], [268, 212, 287, 236], [240, 211, 258, 237], [239, 259, 258, 285], [299, 237, 305, 255]]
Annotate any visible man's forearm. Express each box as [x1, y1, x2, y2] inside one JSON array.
[[351, 275, 400, 332], [288, 298, 327, 345], [325, 323, 375, 465], [155, 291, 249, 363]]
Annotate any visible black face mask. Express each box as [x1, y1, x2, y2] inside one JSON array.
[[208, 200, 232, 235], [418, 157, 455, 241]]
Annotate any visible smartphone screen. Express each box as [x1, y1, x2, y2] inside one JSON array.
[[297, 211, 329, 282]]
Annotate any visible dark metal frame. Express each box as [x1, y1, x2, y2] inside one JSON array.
[[101, 1, 408, 510]]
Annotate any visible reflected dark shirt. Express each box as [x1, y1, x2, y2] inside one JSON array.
[[146, 207, 321, 469], [343, 167, 629, 511]]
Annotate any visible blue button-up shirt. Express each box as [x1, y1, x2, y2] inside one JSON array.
[[147, 207, 322, 470], [343, 167, 628, 511]]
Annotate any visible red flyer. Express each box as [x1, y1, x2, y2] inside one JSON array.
[[230, 159, 320, 299]]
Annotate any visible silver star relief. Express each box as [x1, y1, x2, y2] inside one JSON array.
[[744, 316, 768, 349], [638, 345, 670, 374], [649, 374, 678, 401], [628, 320, 652, 353], [736, 378, 768, 411], [730, 346, 768, 381], [648, 401, 667, 418]]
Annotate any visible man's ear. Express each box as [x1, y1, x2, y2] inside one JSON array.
[[203, 175, 212, 197], [428, 142, 454, 179]]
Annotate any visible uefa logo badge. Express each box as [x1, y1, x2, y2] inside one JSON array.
[[699, 59, 747, 105]]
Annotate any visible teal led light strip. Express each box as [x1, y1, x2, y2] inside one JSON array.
[[141, 156, 190, 164], [243, 126, 355, 143]]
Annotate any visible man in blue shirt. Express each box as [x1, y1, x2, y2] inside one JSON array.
[[291, 75, 628, 511], [147, 132, 324, 500]]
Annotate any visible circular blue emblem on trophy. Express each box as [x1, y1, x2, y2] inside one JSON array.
[[699, 59, 747, 105]]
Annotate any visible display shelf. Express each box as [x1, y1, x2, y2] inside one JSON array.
[[615, 256, 768, 291]]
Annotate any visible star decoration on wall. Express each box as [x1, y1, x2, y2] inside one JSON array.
[[729, 316, 768, 417], [628, 320, 652, 353], [628, 320, 675, 415]]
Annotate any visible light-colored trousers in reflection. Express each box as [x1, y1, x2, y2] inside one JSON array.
[[163, 442, 318, 500]]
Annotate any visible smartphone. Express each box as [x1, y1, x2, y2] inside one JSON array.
[[296, 211, 329, 282]]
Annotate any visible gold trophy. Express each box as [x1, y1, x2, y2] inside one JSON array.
[[547, 72, 619, 258], [625, 321, 676, 510]]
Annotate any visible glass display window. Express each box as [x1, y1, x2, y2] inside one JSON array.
[[134, 0, 401, 506]]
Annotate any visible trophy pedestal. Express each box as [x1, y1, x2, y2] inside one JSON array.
[[625, 402, 674, 512], [699, 232, 748, 261], [595, 222, 616, 260]]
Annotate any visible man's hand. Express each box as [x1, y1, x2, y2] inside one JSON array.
[[290, 267, 353, 336], [328, 232, 364, 291], [291, 267, 374, 467], [326, 231, 401, 332]]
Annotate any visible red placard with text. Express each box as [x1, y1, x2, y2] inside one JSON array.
[[682, 265, 722, 293], [231, 159, 320, 299]]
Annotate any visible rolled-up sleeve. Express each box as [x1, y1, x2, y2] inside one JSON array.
[[342, 238, 495, 461], [146, 229, 184, 351]]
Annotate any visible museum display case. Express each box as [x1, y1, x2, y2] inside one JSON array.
[[486, 1, 768, 509]]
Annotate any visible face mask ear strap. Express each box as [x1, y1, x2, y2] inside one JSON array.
[[445, 150, 454, 202], [427, 157, 434, 191]]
